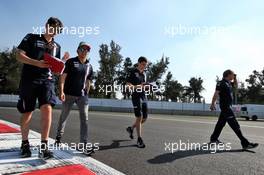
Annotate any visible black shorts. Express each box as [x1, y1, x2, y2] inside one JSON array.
[[132, 94, 148, 119], [17, 80, 57, 113]]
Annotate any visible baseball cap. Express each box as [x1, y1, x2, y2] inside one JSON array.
[[78, 42, 91, 51]]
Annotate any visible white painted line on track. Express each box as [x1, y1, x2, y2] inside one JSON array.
[[90, 112, 264, 129], [0, 119, 125, 175]]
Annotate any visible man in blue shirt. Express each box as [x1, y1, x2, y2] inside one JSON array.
[[16, 17, 63, 159], [55, 42, 93, 155], [126, 57, 148, 148], [210, 70, 258, 150]]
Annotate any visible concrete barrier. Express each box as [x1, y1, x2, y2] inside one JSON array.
[[0, 94, 219, 116]]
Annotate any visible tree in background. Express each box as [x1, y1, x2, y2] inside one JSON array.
[[244, 69, 264, 104], [184, 77, 204, 103], [237, 82, 248, 104], [0, 47, 22, 94], [145, 55, 170, 100], [146, 55, 169, 83], [163, 71, 183, 102], [116, 57, 133, 99], [93, 41, 123, 98], [1, 44, 263, 105]]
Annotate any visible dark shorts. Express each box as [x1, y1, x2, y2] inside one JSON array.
[[132, 94, 148, 119], [17, 80, 57, 113]]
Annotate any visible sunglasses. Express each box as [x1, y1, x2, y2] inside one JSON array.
[[78, 47, 90, 52]]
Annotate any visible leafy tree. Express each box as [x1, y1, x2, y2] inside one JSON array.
[[94, 41, 123, 98], [0, 47, 22, 94], [184, 77, 204, 103], [146, 55, 170, 100], [146, 55, 169, 83], [163, 71, 183, 102], [116, 57, 133, 99], [237, 82, 248, 104], [245, 69, 264, 104]]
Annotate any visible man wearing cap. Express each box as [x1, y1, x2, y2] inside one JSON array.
[[55, 42, 93, 154]]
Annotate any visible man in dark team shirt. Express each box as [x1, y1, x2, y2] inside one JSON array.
[[210, 70, 258, 150], [126, 56, 148, 148], [55, 42, 93, 154], [16, 17, 63, 159]]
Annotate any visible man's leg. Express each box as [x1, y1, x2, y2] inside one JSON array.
[[134, 98, 146, 148], [20, 112, 33, 141], [37, 103, 54, 159], [141, 101, 148, 124], [226, 116, 249, 145], [56, 95, 75, 141], [134, 116, 145, 148], [20, 111, 34, 158], [76, 96, 94, 155], [76, 96, 89, 144], [37, 80, 56, 159], [134, 116, 143, 138], [40, 104, 52, 141], [224, 108, 250, 146], [141, 119, 147, 124], [127, 96, 141, 139], [133, 97, 143, 131], [17, 82, 37, 158], [228, 116, 259, 149], [210, 112, 227, 142]]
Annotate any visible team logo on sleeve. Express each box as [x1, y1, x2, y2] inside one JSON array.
[[216, 81, 221, 87], [22, 34, 31, 41]]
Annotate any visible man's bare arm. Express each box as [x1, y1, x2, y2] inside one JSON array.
[[86, 80, 92, 93], [210, 90, 220, 111], [16, 49, 49, 68], [59, 74, 67, 94], [59, 73, 67, 101]]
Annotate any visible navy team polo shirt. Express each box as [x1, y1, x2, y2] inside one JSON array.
[[63, 57, 93, 96]]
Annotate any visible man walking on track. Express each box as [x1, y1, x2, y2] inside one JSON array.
[[16, 17, 63, 159], [210, 69, 258, 150], [126, 56, 149, 148], [55, 42, 94, 155]]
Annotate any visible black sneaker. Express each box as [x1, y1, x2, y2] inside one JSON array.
[[38, 149, 54, 160], [54, 136, 62, 146], [126, 126, 134, 139], [76, 142, 95, 156], [21, 142, 31, 158], [242, 143, 259, 150], [83, 147, 95, 156], [137, 137, 146, 148]]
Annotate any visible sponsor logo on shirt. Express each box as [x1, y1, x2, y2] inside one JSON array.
[[36, 40, 46, 48], [74, 62, 80, 68]]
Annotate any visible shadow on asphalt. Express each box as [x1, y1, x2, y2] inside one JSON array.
[[148, 146, 256, 164], [99, 139, 137, 151]]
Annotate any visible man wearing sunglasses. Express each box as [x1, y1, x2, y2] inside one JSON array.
[[55, 42, 93, 155]]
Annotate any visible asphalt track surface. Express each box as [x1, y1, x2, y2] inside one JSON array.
[[0, 107, 264, 175]]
